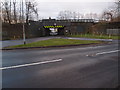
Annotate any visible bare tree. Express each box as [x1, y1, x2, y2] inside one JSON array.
[[4, 1, 11, 24], [114, 0, 120, 17], [19, 0, 22, 23], [57, 11, 65, 20], [9, 0, 11, 22], [1, 0, 39, 24], [115, 0, 120, 21], [100, 0, 120, 22], [0, 2, 3, 21], [13, 0, 17, 23], [29, 2, 39, 21], [85, 13, 90, 19], [25, 0, 38, 23], [25, 1, 30, 24], [100, 10, 113, 22], [57, 10, 72, 20], [77, 12, 81, 19]]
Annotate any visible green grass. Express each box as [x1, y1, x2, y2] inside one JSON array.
[[5, 38, 102, 48], [67, 34, 119, 39]]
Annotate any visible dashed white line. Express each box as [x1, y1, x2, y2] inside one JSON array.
[[96, 50, 120, 55], [0, 59, 62, 70], [86, 50, 119, 56]]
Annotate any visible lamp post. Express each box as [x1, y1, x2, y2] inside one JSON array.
[[0, 2, 3, 42], [118, 1, 120, 19], [22, 22, 26, 44], [22, 0, 26, 44]]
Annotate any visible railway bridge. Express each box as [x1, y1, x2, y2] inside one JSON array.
[[28, 18, 95, 37]]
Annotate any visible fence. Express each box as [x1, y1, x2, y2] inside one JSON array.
[[107, 29, 120, 35]]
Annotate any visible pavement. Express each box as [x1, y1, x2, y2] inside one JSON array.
[[1, 41, 119, 88]]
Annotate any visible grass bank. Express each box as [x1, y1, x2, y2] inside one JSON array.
[[67, 34, 119, 39], [5, 38, 103, 49]]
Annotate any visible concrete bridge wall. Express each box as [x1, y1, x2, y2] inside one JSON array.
[[2, 19, 95, 40], [28, 19, 94, 36]]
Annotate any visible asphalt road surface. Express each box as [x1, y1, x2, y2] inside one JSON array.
[[2, 42, 119, 88]]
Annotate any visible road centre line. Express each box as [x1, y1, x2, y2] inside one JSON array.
[[96, 50, 120, 55], [86, 50, 119, 56], [0, 59, 62, 70]]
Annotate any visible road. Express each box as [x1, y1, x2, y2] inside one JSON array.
[[2, 42, 119, 88]]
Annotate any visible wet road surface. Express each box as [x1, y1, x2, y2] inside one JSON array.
[[2, 42, 119, 88]]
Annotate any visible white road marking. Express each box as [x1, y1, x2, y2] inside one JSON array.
[[86, 50, 119, 56], [0, 59, 62, 70], [96, 50, 120, 55]]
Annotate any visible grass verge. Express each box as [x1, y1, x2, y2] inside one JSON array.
[[67, 34, 119, 39], [5, 38, 103, 49]]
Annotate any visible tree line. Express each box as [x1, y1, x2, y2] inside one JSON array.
[[101, 0, 120, 22], [57, 11, 99, 20], [1, 0, 120, 24], [57, 0, 120, 22], [0, 0, 38, 24]]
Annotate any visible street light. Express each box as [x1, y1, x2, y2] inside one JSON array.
[[22, 22, 26, 44], [22, 0, 26, 44]]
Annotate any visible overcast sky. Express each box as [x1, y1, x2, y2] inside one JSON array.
[[34, 0, 115, 19]]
